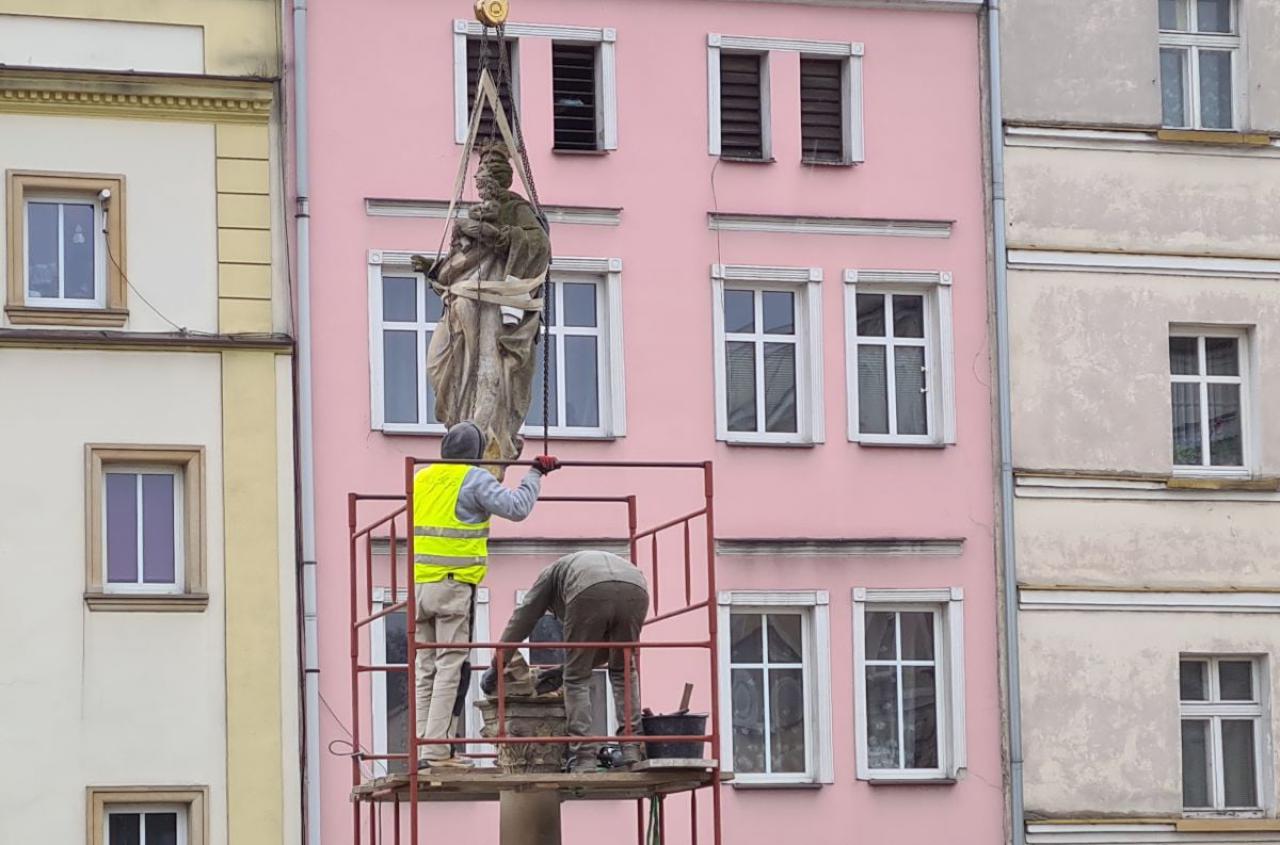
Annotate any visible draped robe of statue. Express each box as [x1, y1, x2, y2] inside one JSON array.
[[413, 146, 551, 466]]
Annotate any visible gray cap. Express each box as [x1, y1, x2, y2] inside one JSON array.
[[441, 421, 485, 460]]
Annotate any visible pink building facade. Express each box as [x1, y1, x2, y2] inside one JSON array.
[[303, 0, 1001, 843]]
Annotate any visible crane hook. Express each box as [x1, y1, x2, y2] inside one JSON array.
[[474, 0, 508, 27]]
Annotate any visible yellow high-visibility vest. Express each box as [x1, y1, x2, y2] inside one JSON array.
[[413, 464, 490, 584]]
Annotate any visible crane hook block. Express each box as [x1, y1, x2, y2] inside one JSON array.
[[475, 0, 508, 26]]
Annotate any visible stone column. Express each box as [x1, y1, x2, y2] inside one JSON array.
[[499, 793, 562, 845]]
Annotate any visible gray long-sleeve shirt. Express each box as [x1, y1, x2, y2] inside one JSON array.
[[456, 466, 542, 524], [498, 550, 649, 644]]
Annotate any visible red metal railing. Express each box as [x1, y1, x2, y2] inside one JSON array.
[[347, 458, 722, 845]]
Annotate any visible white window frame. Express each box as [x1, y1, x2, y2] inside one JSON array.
[[515, 588, 619, 735], [1179, 655, 1269, 815], [371, 586, 492, 774], [1158, 0, 1245, 130], [454, 20, 618, 150], [852, 587, 966, 783], [102, 465, 185, 595], [103, 803, 190, 845], [368, 250, 626, 438], [23, 191, 107, 309], [1169, 326, 1252, 478], [710, 263, 824, 446], [716, 590, 834, 786], [708, 34, 864, 163], [844, 270, 956, 446]]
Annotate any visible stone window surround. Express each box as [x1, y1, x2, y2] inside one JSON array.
[[87, 786, 207, 845]]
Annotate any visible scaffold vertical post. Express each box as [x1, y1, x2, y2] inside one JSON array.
[[404, 456, 420, 844], [703, 461, 723, 845]]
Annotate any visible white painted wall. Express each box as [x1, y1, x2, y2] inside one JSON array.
[[0, 113, 218, 334], [0, 349, 226, 844], [0, 14, 204, 74]]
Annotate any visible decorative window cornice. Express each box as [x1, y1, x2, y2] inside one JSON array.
[[0, 70, 273, 124]]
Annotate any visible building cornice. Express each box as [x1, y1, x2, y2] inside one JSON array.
[[717, 538, 964, 556], [708, 212, 952, 239], [1015, 470, 1280, 502], [1008, 249, 1280, 280], [0, 328, 293, 353], [1006, 124, 1280, 159], [711, 0, 982, 11], [366, 198, 622, 227], [0, 68, 274, 124], [1020, 588, 1280, 614]]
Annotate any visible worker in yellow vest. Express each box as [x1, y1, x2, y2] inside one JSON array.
[[414, 420, 560, 769]]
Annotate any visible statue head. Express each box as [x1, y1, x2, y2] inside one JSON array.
[[476, 143, 514, 200]]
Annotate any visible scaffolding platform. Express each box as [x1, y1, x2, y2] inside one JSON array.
[[352, 760, 728, 803]]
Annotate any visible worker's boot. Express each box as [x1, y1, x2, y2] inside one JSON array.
[[618, 741, 646, 770], [567, 749, 605, 774]]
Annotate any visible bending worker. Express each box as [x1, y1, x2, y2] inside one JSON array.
[[484, 550, 649, 772], [414, 421, 560, 769]]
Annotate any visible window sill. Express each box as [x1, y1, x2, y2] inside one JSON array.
[[720, 437, 819, 448], [731, 780, 823, 790], [84, 592, 209, 613], [863, 775, 957, 786], [552, 148, 610, 156], [1156, 129, 1271, 147], [717, 155, 776, 164], [6, 305, 128, 327], [801, 158, 855, 167], [854, 437, 947, 449], [377, 427, 620, 443]]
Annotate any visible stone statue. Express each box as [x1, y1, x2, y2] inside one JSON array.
[[412, 143, 551, 467]]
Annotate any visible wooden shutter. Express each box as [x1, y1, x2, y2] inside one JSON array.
[[719, 53, 764, 160], [800, 57, 845, 163], [467, 37, 516, 143], [552, 43, 598, 151]]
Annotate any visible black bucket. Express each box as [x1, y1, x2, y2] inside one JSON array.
[[641, 713, 708, 760]]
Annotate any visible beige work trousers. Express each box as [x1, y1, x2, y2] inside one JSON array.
[[414, 577, 473, 762]]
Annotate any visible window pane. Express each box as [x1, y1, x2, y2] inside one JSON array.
[[762, 291, 795, 335], [894, 346, 928, 436], [724, 289, 755, 333], [866, 665, 900, 768], [1171, 383, 1202, 465], [527, 341, 559, 427], [564, 335, 599, 428], [899, 612, 935, 660], [587, 671, 611, 736], [1170, 337, 1199, 375], [1180, 660, 1208, 701], [731, 613, 763, 662], [1199, 50, 1234, 129], [141, 473, 176, 585], [529, 613, 567, 665], [26, 201, 60, 299], [63, 202, 95, 299], [1219, 661, 1253, 700], [763, 342, 797, 434], [1207, 383, 1242, 466], [768, 667, 807, 773], [383, 330, 419, 425], [858, 345, 889, 435], [562, 282, 596, 328], [1181, 719, 1211, 807], [108, 812, 142, 845], [725, 341, 757, 432], [1205, 337, 1239, 376], [1161, 48, 1189, 128], [903, 666, 938, 769], [766, 614, 802, 663], [105, 472, 139, 583], [1161, 0, 1188, 29], [382, 276, 417, 322], [1222, 719, 1258, 807], [865, 611, 897, 660], [423, 331, 438, 424], [144, 812, 179, 845], [1197, 0, 1231, 32], [385, 609, 409, 773], [893, 295, 925, 339], [856, 293, 885, 337], [731, 667, 765, 773], [425, 286, 444, 323]]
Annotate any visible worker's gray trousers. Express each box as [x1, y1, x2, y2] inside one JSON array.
[[415, 577, 473, 762], [562, 581, 649, 764]]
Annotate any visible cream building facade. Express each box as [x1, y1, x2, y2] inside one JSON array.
[[998, 1, 1280, 843], [0, 4, 299, 844]]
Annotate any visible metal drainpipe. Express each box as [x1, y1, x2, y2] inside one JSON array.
[[291, 0, 321, 842], [987, 2, 1025, 844]]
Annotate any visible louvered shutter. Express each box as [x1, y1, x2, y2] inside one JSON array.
[[466, 37, 516, 143], [719, 53, 764, 160], [800, 57, 844, 163], [552, 43, 598, 151]]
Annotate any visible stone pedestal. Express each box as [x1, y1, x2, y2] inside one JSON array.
[[476, 695, 568, 773]]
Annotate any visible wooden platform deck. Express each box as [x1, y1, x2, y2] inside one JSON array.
[[352, 759, 727, 803]]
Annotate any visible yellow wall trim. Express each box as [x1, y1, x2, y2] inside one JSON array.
[[0, 70, 272, 124]]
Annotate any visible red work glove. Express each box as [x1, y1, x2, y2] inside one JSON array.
[[533, 455, 561, 475]]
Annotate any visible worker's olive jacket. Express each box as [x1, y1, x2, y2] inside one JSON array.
[[498, 550, 649, 643]]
